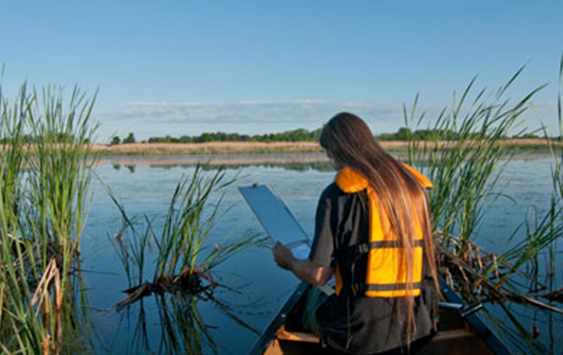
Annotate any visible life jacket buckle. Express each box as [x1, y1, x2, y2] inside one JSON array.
[[357, 243, 369, 254], [350, 283, 363, 296]]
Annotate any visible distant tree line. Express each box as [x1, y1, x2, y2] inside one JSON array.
[[376, 127, 462, 141], [109, 128, 323, 145], [110, 132, 136, 145], [0, 133, 91, 144], [149, 128, 323, 143], [107, 128, 560, 145], [377, 128, 562, 141]]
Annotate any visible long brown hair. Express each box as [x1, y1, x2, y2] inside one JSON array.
[[320, 112, 439, 344]]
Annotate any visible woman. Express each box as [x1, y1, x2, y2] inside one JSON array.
[[273, 112, 439, 354]]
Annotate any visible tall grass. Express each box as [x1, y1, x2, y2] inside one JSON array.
[[405, 69, 545, 249], [489, 58, 563, 299], [0, 82, 45, 355], [404, 65, 563, 314], [0, 83, 29, 231], [0, 80, 97, 354], [27, 86, 98, 273], [534, 54, 563, 295], [112, 166, 265, 309]]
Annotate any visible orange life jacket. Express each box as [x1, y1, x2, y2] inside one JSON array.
[[334, 164, 432, 297]]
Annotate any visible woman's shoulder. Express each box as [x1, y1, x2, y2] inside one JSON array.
[[318, 182, 365, 212], [320, 182, 341, 197], [315, 183, 340, 208], [319, 182, 352, 202]]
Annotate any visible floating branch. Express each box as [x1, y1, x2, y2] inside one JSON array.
[[437, 232, 563, 315]]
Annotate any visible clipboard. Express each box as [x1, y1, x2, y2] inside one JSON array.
[[238, 185, 310, 246]]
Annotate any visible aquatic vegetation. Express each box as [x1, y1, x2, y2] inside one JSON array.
[[111, 166, 265, 309], [405, 66, 563, 318], [532, 54, 563, 302], [483, 303, 552, 355], [405, 68, 545, 245], [0, 81, 97, 354]]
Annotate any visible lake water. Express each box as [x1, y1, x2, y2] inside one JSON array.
[[80, 152, 562, 355]]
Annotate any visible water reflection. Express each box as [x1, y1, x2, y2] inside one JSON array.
[[483, 302, 556, 355], [100, 151, 556, 174], [115, 292, 260, 355], [101, 153, 333, 173], [36, 269, 97, 354], [66, 272, 98, 354]]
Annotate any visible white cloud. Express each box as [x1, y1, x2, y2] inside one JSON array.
[[118, 100, 403, 124], [93, 99, 560, 143]]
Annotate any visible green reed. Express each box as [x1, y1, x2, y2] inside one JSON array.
[[404, 63, 563, 318], [536, 54, 563, 293], [27, 86, 98, 257], [113, 166, 265, 308], [0, 80, 97, 354], [405, 69, 545, 250], [491, 57, 563, 296], [0, 82, 44, 354], [155, 165, 229, 281], [0, 83, 30, 231], [156, 166, 266, 284], [484, 303, 551, 355]]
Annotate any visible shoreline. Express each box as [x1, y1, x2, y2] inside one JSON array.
[[97, 152, 331, 168], [91, 141, 322, 155], [94, 147, 557, 170], [91, 139, 561, 156]]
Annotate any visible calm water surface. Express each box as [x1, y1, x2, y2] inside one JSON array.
[[81, 153, 562, 355]]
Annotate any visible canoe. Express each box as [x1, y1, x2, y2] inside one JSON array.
[[247, 280, 514, 355]]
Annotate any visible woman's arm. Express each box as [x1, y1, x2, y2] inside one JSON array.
[[272, 241, 333, 286]]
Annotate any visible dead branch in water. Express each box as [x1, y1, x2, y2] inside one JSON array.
[[115, 266, 221, 311], [436, 231, 563, 315]]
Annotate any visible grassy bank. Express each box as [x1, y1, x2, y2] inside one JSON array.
[[92, 141, 323, 155], [90, 138, 562, 156]]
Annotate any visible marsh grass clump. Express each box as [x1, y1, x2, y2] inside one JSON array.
[[0, 80, 97, 355], [112, 166, 265, 309], [530, 55, 563, 303], [405, 69, 546, 247], [404, 66, 563, 316]]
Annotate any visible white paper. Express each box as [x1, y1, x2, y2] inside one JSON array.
[[287, 239, 335, 288], [287, 239, 311, 260]]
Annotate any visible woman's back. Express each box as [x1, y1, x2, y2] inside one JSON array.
[[311, 180, 438, 354]]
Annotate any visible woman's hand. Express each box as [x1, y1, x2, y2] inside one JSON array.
[[272, 241, 294, 270], [272, 241, 334, 286]]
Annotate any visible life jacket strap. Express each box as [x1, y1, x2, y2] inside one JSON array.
[[344, 239, 424, 255], [346, 282, 423, 296]]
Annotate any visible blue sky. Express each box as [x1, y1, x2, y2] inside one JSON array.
[[1, 1, 562, 142]]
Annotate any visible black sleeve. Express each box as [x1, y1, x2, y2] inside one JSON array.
[[309, 187, 337, 267]]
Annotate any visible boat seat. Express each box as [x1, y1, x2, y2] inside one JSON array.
[[275, 325, 320, 343]]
